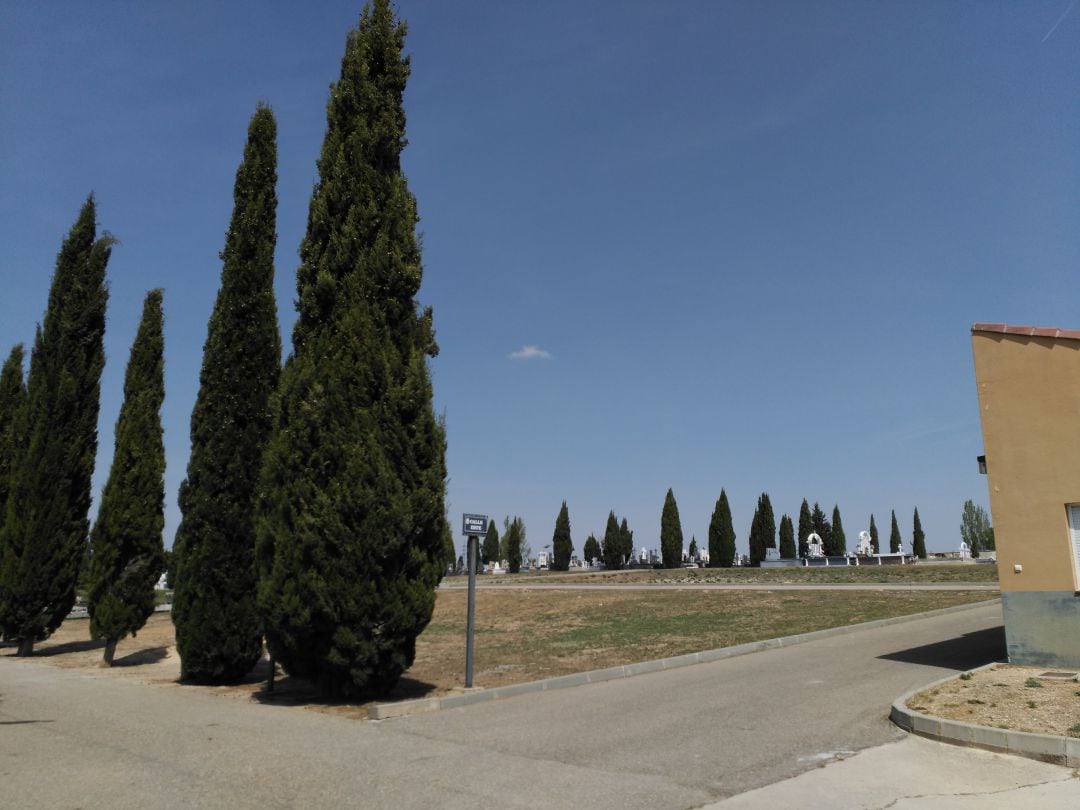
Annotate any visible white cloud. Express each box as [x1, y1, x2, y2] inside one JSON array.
[[508, 345, 552, 361]]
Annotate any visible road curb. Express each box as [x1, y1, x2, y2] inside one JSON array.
[[369, 597, 1001, 720], [890, 663, 1080, 767]]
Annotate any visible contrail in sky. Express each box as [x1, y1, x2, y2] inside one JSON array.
[[1041, 0, 1075, 42]]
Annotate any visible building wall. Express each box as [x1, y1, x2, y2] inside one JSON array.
[[971, 329, 1080, 667]]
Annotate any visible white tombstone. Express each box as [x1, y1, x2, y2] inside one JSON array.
[[856, 530, 873, 556], [959, 540, 970, 559], [806, 532, 824, 558]]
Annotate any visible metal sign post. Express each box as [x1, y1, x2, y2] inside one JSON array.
[[462, 513, 487, 689]]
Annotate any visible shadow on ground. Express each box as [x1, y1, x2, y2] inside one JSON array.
[[11, 638, 106, 657], [878, 625, 1005, 671], [114, 646, 169, 667], [252, 668, 439, 711]]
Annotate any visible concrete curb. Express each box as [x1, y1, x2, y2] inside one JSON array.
[[369, 597, 1001, 720], [890, 663, 1080, 767]]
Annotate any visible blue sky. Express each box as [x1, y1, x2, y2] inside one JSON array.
[[2, 1, 1078, 561]]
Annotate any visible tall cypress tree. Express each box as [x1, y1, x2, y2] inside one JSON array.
[[583, 533, 601, 565], [797, 499, 812, 558], [912, 507, 926, 559], [688, 536, 698, 561], [257, 2, 447, 697], [602, 511, 622, 569], [889, 510, 902, 554], [551, 501, 572, 571], [660, 488, 684, 568], [811, 501, 831, 554], [619, 517, 634, 564], [0, 345, 26, 526], [749, 492, 776, 565], [709, 489, 736, 568], [869, 514, 879, 554], [778, 514, 795, 558], [505, 517, 524, 573], [173, 105, 280, 683], [481, 520, 499, 566], [0, 197, 110, 654], [88, 290, 166, 666], [830, 505, 846, 555]]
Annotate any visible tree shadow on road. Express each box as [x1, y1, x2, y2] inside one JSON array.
[[251, 664, 439, 714], [877, 626, 1005, 671], [20, 638, 105, 657], [114, 646, 169, 667]]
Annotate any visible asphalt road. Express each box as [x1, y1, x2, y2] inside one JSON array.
[[0, 602, 1005, 809]]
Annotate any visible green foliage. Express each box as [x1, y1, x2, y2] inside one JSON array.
[[709, 489, 736, 568], [797, 499, 812, 558], [0, 345, 26, 526], [890, 510, 902, 554], [0, 196, 110, 652], [88, 291, 166, 664], [619, 517, 633, 564], [173, 106, 280, 683], [551, 501, 572, 571], [504, 516, 524, 573], [811, 502, 831, 554], [869, 513, 879, 554], [829, 505, 846, 555], [912, 507, 926, 559], [660, 488, 684, 568], [688, 536, 698, 560], [583, 533, 601, 564], [482, 520, 499, 565], [778, 514, 796, 558], [960, 500, 993, 557], [602, 512, 624, 569], [256, 2, 447, 698], [748, 492, 776, 566]]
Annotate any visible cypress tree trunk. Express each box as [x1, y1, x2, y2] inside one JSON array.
[[257, 2, 447, 698], [660, 489, 684, 568], [102, 637, 118, 668], [173, 105, 280, 684], [87, 290, 166, 667], [0, 196, 110, 652]]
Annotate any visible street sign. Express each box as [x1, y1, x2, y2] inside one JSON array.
[[462, 513, 488, 537]]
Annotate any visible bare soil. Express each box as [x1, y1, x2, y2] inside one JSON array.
[[908, 664, 1080, 738], [3, 589, 991, 719]]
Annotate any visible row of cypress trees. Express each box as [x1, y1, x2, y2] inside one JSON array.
[[0, 196, 167, 662]]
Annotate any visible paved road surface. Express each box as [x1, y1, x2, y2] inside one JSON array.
[[0, 602, 1007, 809]]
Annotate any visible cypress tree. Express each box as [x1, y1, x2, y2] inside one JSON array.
[[505, 517, 524, 573], [778, 514, 795, 558], [830, 505, 846, 555], [688, 536, 697, 561], [173, 105, 280, 683], [481, 520, 499, 566], [619, 517, 634, 564], [0, 197, 110, 654], [912, 507, 926, 559], [797, 499, 812, 558], [749, 492, 776, 565], [660, 488, 684, 568], [602, 511, 622, 569], [0, 345, 26, 525], [869, 514, 879, 554], [256, 1, 448, 697], [811, 502, 831, 554], [551, 501, 572, 571], [88, 290, 166, 666], [583, 533, 601, 565], [709, 489, 736, 568], [889, 510, 902, 553]]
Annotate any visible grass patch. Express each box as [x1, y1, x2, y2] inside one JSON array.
[[1024, 677, 1043, 688]]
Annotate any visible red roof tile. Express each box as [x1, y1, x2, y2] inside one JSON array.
[[972, 323, 1080, 342]]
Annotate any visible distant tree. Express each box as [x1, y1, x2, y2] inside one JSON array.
[[960, 500, 993, 558], [88, 290, 166, 667], [748, 492, 776, 566], [985, 527, 995, 551], [0, 196, 111, 655], [688, 536, 698, 561], [162, 549, 175, 589], [0, 345, 26, 526], [797, 499, 812, 558], [829, 505, 846, 555], [551, 501, 572, 571], [778, 514, 796, 558], [869, 514, 880, 555], [709, 489, 736, 568], [912, 508, 926, 559], [602, 511, 623, 569], [660, 489, 684, 568], [173, 105, 280, 684], [504, 516, 524, 573], [889, 510, 902, 554], [619, 517, 634, 564], [583, 533, 601, 565], [811, 502, 832, 553], [481, 520, 500, 566]]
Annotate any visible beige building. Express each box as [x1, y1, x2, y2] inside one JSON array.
[[971, 323, 1080, 667]]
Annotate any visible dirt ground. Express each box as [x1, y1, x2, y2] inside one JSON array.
[[907, 663, 1080, 738]]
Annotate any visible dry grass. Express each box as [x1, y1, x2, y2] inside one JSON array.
[[908, 664, 1080, 738]]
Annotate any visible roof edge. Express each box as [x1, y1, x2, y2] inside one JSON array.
[[972, 323, 1080, 342]]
